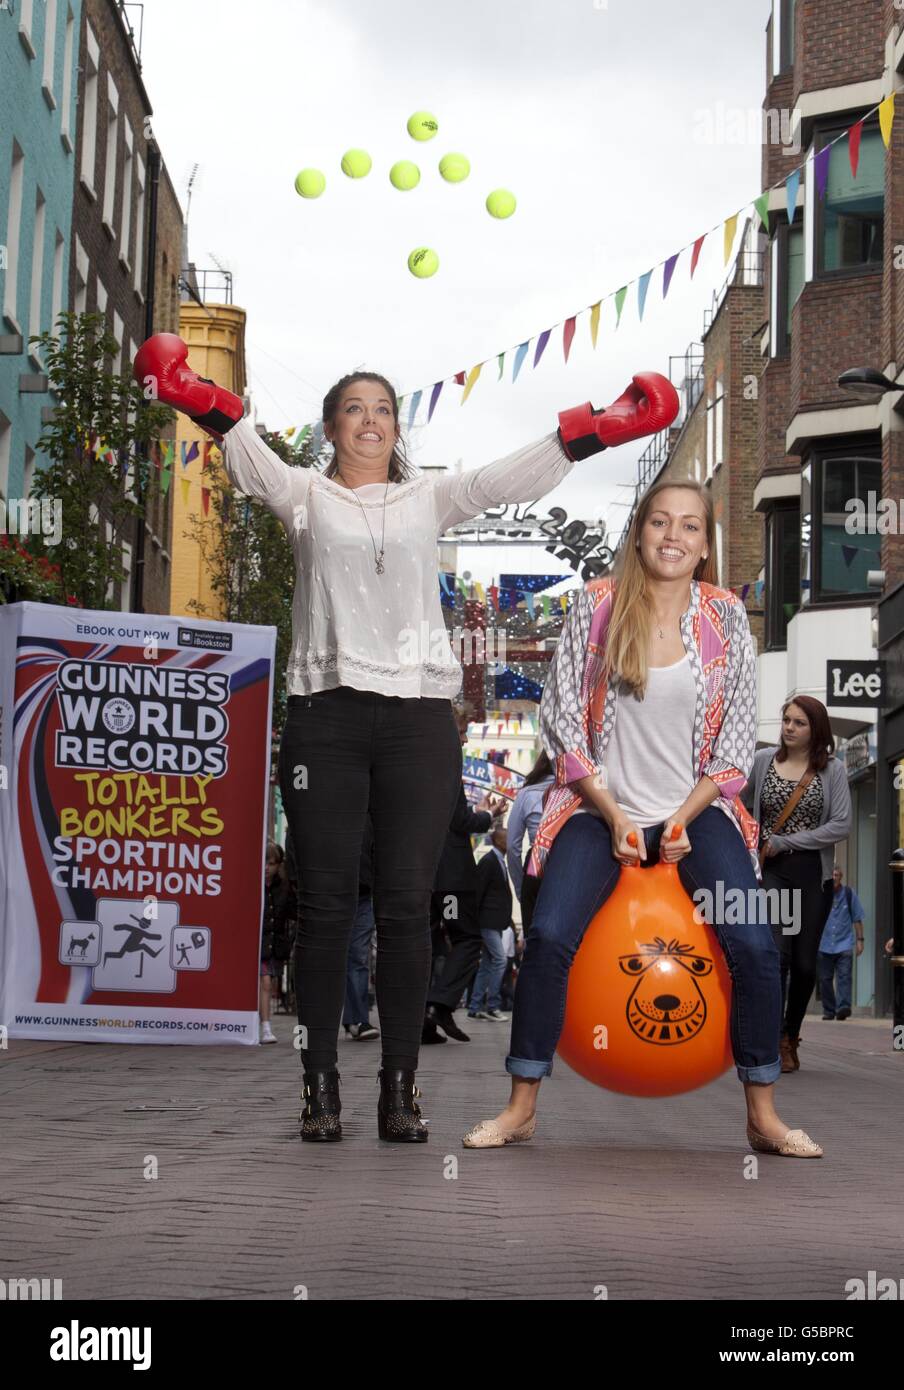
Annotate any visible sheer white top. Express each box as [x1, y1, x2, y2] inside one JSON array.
[[221, 419, 574, 698], [574, 654, 698, 827]]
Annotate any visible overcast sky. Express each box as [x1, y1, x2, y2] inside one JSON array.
[[139, 0, 773, 585]]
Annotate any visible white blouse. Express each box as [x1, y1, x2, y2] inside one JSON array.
[[220, 419, 575, 699]]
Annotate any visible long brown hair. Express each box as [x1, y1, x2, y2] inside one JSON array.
[[603, 478, 718, 697], [776, 695, 833, 773], [321, 371, 417, 483]]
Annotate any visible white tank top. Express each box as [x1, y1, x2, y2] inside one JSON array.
[[575, 654, 698, 828]]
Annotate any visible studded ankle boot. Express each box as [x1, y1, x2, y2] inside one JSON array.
[[299, 1069, 342, 1142], [377, 1068, 428, 1142]]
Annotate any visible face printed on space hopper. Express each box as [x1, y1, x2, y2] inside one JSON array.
[[618, 936, 715, 1044]]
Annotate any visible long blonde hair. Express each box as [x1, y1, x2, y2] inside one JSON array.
[[603, 479, 718, 698]]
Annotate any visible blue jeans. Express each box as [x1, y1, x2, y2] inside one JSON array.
[[506, 806, 782, 1085], [817, 950, 853, 1016], [342, 893, 376, 1027], [469, 928, 508, 1012]]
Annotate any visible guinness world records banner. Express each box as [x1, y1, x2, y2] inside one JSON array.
[[0, 603, 276, 1045]]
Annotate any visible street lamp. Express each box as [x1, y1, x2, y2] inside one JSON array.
[[837, 366, 904, 399]]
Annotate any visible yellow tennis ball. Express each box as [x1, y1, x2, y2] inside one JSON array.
[[407, 110, 439, 141], [390, 160, 420, 191], [439, 152, 470, 183], [486, 188, 516, 219], [341, 148, 372, 178], [408, 247, 439, 278], [295, 168, 326, 198]]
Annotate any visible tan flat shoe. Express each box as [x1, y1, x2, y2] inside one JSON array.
[[747, 1125, 823, 1157], [462, 1116, 536, 1149]]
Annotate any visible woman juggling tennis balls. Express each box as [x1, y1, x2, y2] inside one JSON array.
[[133, 333, 678, 1144]]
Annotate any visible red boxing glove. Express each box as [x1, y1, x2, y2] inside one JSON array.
[[133, 333, 244, 440], [557, 372, 680, 461]]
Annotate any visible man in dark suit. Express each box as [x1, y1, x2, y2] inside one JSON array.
[[468, 827, 514, 1021], [423, 714, 504, 1043]]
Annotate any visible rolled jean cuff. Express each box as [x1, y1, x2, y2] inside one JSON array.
[[736, 1058, 782, 1085], [506, 1055, 553, 1079]]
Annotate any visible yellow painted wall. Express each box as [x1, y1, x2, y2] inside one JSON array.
[[168, 303, 247, 619]]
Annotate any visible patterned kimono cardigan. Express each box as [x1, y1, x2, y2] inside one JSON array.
[[526, 577, 761, 881]]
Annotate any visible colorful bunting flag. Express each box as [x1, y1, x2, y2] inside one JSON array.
[[179, 477, 190, 506], [512, 341, 529, 382], [497, 352, 505, 380], [201, 486, 210, 516], [754, 193, 770, 230], [723, 213, 739, 265], [407, 389, 422, 428], [428, 381, 443, 422], [879, 92, 896, 148], [786, 168, 800, 222], [563, 316, 576, 362], [461, 364, 482, 404], [662, 253, 679, 299], [589, 301, 601, 348], [533, 330, 551, 368], [454, 371, 465, 386], [637, 269, 652, 320], [849, 119, 863, 178], [614, 286, 627, 327], [690, 234, 706, 278]]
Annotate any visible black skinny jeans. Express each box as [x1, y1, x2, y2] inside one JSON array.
[[762, 849, 834, 1041], [278, 686, 462, 1072]]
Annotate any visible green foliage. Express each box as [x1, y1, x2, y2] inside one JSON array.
[[21, 311, 173, 610], [184, 425, 326, 734]]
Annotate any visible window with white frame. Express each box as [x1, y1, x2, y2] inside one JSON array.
[[96, 279, 107, 317], [715, 520, 723, 586], [4, 142, 25, 329], [133, 154, 146, 293], [705, 374, 724, 477], [771, 0, 795, 77], [102, 76, 120, 234], [120, 538, 133, 611], [51, 231, 64, 333], [112, 311, 123, 374], [42, 0, 58, 105], [60, 7, 75, 149], [29, 188, 46, 352], [74, 237, 88, 314], [23, 446, 36, 499], [19, 0, 36, 55], [80, 26, 100, 193], [120, 120, 133, 264]]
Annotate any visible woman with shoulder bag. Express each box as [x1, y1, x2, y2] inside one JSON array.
[[739, 697, 852, 1074]]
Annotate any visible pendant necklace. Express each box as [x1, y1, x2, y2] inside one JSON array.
[[340, 474, 390, 575]]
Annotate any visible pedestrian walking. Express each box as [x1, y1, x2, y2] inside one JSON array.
[[817, 866, 865, 1021], [468, 826, 514, 1020], [740, 697, 852, 1073], [506, 751, 555, 936]]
